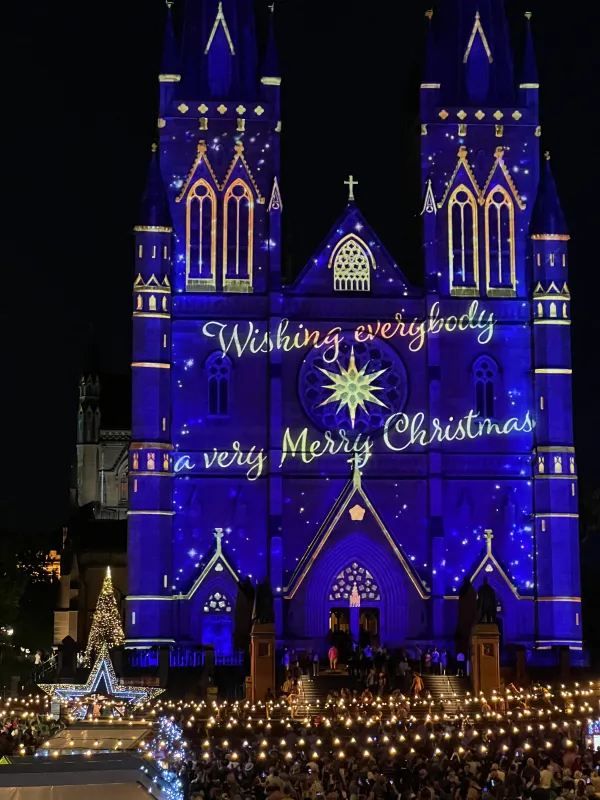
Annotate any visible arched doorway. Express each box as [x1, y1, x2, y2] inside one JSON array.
[[328, 562, 381, 648]]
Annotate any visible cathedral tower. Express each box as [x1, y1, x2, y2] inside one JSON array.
[[127, 0, 281, 648], [531, 155, 582, 648], [128, 145, 175, 646]]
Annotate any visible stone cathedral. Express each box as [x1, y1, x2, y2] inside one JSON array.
[[126, 0, 582, 661]]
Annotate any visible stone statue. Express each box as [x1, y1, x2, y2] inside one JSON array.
[[252, 579, 275, 625], [476, 577, 498, 624]]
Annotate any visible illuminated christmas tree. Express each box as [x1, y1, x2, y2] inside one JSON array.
[[83, 566, 125, 666]]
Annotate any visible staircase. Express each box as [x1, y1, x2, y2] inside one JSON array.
[[296, 671, 357, 715], [421, 674, 470, 715]]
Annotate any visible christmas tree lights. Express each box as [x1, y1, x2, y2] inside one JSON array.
[[83, 566, 125, 666], [142, 717, 187, 800]]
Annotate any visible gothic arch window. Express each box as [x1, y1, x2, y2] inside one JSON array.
[[136, 294, 143, 311], [329, 234, 374, 292], [203, 591, 232, 613], [223, 179, 254, 291], [485, 186, 516, 295], [537, 302, 543, 318], [448, 185, 479, 295], [473, 356, 498, 418], [537, 456, 545, 474], [162, 296, 168, 312], [206, 352, 232, 416], [149, 295, 157, 312], [147, 452, 156, 471], [562, 303, 568, 319], [186, 178, 217, 290], [550, 302, 557, 318], [554, 456, 563, 474], [329, 562, 381, 602]]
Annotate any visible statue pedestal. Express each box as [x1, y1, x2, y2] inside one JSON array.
[[470, 623, 500, 696], [250, 622, 276, 703]]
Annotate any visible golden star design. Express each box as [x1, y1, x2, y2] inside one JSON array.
[[318, 348, 388, 429]]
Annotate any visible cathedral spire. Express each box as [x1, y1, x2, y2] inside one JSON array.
[[432, 0, 515, 106], [159, 1, 181, 81], [520, 12, 539, 88], [421, 9, 439, 89], [519, 11, 539, 114], [531, 153, 569, 238], [180, 0, 259, 99], [261, 3, 280, 86], [138, 145, 171, 230]]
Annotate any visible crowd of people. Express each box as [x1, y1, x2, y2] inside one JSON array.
[[278, 645, 471, 710], [0, 713, 64, 756], [163, 689, 599, 800]]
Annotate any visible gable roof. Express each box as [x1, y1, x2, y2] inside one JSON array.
[[181, 528, 239, 600], [289, 203, 416, 296], [466, 530, 526, 600], [285, 466, 429, 600]]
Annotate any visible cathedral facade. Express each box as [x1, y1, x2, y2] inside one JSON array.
[[126, 0, 582, 658]]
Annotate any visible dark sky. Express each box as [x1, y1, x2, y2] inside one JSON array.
[[2, 0, 599, 531]]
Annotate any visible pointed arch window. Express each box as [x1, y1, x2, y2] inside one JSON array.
[[223, 179, 254, 292], [329, 234, 374, 292], [473, 356, 498, 419], [485, 186, 516, 296], [186, 178, 217, 290], [329, 562, 381, 602], [449, 185, 479, 296], [207, 352, 232, 417]]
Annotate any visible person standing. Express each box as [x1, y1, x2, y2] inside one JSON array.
[[440, 649, 448, 676], [410, 671, 424, 698], [312, 650, 320, 677], [328, 644, 338, 671], [431, 647, 440, 675], [456, 651, 465, 676]]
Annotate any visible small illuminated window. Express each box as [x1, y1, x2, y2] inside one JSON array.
[[203, 591, 232, 613], [149, 295, 157, 312], [537, 456, 545, 474], [147, 453, 156, 471], [553, 456, 562, 474]]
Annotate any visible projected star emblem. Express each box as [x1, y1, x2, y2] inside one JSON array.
[[318, 348, 388, 429]]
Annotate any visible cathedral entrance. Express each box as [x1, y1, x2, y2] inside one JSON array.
[[329, 608, 350, 633], [360, 609, 379, 638]]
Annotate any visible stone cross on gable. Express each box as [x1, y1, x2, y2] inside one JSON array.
[[344, 175, 358, 202], [484, 529, 494, 554], [348, 452, 362, 489], [214, 527, 224, 553]]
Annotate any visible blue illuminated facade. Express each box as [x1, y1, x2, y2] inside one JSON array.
[[126, 0, 582, 657]]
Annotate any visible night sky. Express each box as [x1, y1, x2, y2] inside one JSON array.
[[3, 0, 599, 531]]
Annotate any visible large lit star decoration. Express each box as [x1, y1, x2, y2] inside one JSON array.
[[318, 347, 388, 429], [38, 643, 164, 706]]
